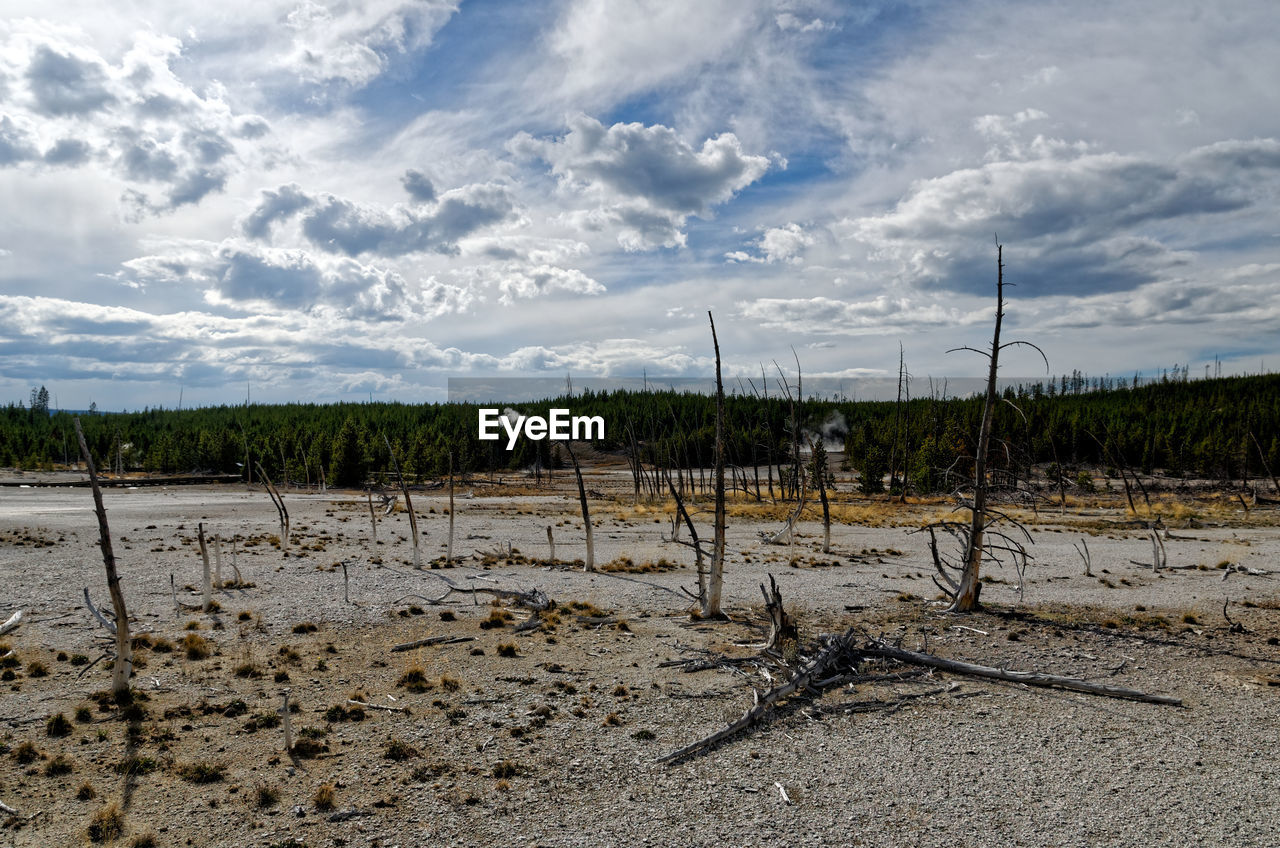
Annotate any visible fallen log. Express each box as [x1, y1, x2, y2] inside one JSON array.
[[659, 628, 1182, 764], [861, 640, 1183, 706], [390, 635, 476, 652], [422, 584, 553, 611]]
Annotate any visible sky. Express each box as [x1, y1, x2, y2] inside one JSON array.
[[2, 0, 1279, 409]]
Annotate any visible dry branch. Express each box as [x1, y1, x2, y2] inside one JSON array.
[[390, 635, 477, 652], [83, 587, 116, 634], [0, 610, 23, 637], [347, 699, 409, 714]]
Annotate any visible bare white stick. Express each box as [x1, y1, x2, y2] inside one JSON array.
[[367, 490, 378, 544], [546, 526, 555, 563], [0, 610, 23, 637]]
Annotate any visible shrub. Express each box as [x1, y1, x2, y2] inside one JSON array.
[[313, 783, 336, 811], [182, 633, 211, 660], [383, 738, 419, 761], [176, 761, 225, 783], [87, 802, 125, 843], [47, 713, 73, 737]]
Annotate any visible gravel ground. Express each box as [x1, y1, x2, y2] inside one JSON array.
[[0, 475, 1278, 847]]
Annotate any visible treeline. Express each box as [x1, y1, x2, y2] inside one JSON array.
[[2, 373, 1277, 491]]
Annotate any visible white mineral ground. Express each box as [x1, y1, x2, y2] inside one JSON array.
[[0, 466, 1277, 847]]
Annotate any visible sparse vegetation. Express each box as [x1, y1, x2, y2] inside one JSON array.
[[176, 761, 225, 783], [383, 738, 419, 761], [182, 632, 211, 659], [46, 712, 73, 737], [87, 802, 125, 843]]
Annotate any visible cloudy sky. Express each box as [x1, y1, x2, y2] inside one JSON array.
[[2, 0, 1279, 409]]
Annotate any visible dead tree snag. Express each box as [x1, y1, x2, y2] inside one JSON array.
[[73, 417, 132, 698]]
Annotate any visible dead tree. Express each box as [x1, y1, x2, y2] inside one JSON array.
[[565, 442, 595, 572], [929, 243, 1045, 612], [660, 628, 1181, 763], [809, 438, 832, 554], [1074, 538, 1092, 577], [366, 488, 378, 544], [383, 435, 420, 568], [198, 522, 213, 610], [703, 310, 727, 618], [446, 451, 455, 567], [255, 462, 289, 551], [73, 417, 132, 698], [760, 574, 798, 656]]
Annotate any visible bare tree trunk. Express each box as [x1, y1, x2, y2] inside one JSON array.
[[255, 463, 289, 551], [73, 417, 131, 698], [954, 245, 1005, 612], [703, 311, 727, 618], [546, 525, 556, 563], [811, 439, 831, 554], [383, 436, 419, 568], [198, 522, 212, 610], [566, 443, 594, 571], [367, 488, 377, 544], [446, 451, 455, 567]]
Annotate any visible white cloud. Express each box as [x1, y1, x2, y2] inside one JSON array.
[[0, 23, 263, 214], [511, 113, 772, 250], [725, 222, 815, 264], [242, 182, 518, 257]]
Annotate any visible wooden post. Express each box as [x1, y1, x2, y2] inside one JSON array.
[[546, 525, 556, 563], [73, 417, 132, 698]]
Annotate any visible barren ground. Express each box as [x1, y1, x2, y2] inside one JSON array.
[[1, 467, 1278, 848]]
